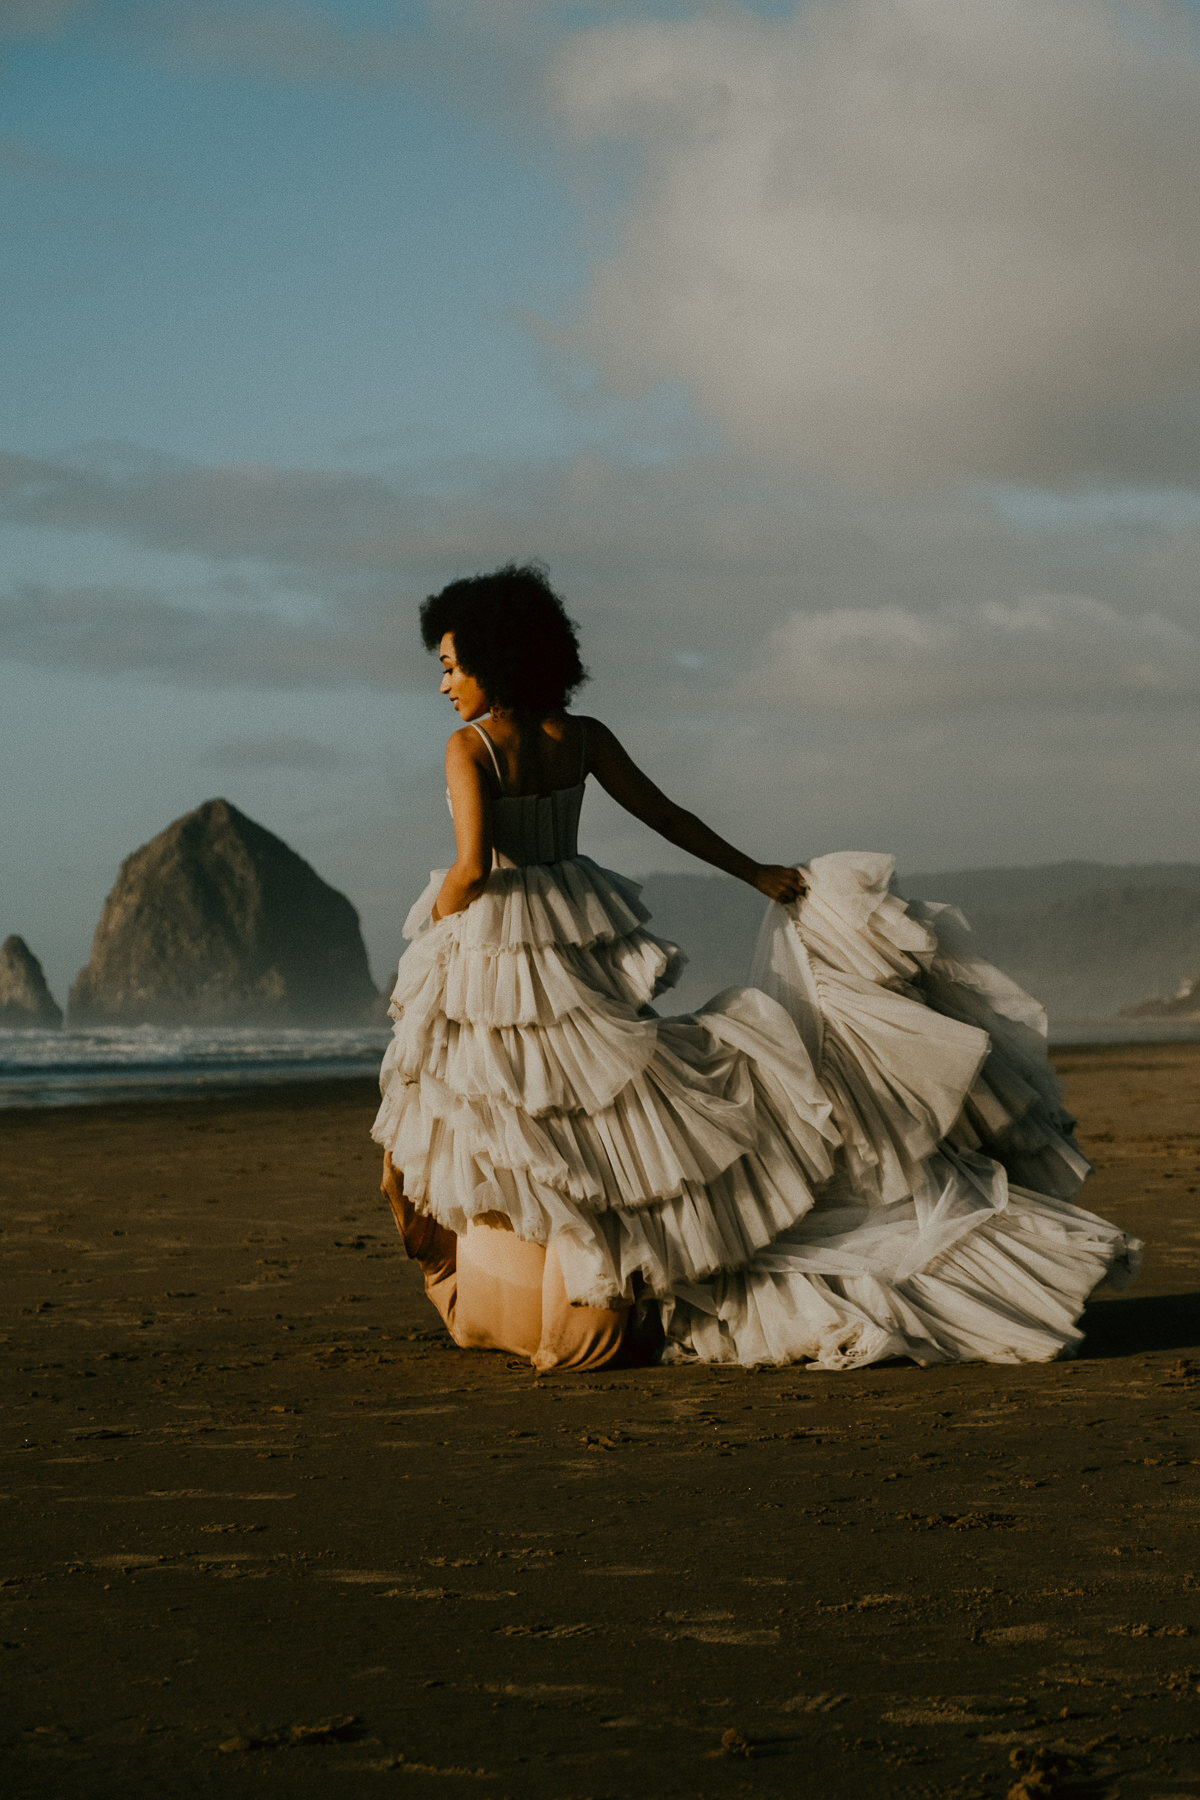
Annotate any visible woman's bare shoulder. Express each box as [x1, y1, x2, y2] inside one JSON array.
[[574, 716, 631, 761], [571, 713, 617, 743], [568, 714, 618, 771], [445, 725, 493, 771]]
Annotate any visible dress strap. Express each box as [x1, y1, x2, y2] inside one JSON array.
[[470, 721, 504, 789], [578, 717, 588, 784]]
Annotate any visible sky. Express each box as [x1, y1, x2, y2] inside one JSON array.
[[3, 0, 1200, 1002]]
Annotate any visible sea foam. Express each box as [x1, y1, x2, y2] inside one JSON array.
[[0, 1024, 391, 1108]]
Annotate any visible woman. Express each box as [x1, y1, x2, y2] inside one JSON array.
[[373, 564, 1138, 1373]]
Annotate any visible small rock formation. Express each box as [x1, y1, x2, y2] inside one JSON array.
[[1120, 974, 1200, 1021], [70, 799, 378, 1026], [0, 936, 64, 1028]]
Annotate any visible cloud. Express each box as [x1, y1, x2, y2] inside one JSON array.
[[551, 0, 1200, 487], [0, 134, 71, 177], [0, 0, 422, 83], [127, 0, 420, 87], [123, 0, 687, 88], [0, 0, 90, 40], [0, 0, 588, 99], [0, 448, 416, 570], [5, 440, 1200, 705], [744, 592, 1200, 715], [204, 731, 350, 769], [3, 441, 1199, 880], [0, 0, 707, 126], [0, 578, 398, 688]]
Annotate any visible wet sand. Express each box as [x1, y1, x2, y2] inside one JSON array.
[[2, 1043, 1199, 1799]]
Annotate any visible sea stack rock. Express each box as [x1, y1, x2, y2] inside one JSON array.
[[1121, 974, 1200, 1021], [0, 936, 64, 1028], [69, 799, 378, 1026]]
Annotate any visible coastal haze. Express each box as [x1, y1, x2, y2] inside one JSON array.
[[646, 864, 1200, 1026], [9, 783, 1200, 1042], [6, 800, 1200, 1109]]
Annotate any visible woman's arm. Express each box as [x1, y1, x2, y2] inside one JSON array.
[[587, 719, 806, 902], [432, 731, 495, 919]]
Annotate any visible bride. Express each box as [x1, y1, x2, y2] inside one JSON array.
[[373, 563, 1139, 1373]]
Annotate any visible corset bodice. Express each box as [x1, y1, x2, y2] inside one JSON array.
[[444, 779, 585, 868], [491, 781, 585, 868], [446, 720, 587, 869]]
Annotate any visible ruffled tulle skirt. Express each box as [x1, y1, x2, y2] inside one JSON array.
[[372, 851, 1139, 1369]]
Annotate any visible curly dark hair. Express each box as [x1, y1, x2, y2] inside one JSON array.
[[419, 562, 588, 714]]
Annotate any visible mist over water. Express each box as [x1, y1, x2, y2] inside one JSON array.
[[4, 1014, 1200, 1110]]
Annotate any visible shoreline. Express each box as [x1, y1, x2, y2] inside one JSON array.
[[5, 1024, 1200, 1115], [0, 1071, 384, 1115]]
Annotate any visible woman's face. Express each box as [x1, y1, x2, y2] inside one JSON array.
[[439, 632, 489, 721]]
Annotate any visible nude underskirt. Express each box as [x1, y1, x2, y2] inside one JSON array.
[[381, 1152, 645, 1372]]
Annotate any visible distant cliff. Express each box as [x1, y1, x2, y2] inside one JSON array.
[[0, 936, 63, 1028], [897, 862, 1200, 1023], [70, 799, 378, 1026], [642, 860, 1200, 1026]]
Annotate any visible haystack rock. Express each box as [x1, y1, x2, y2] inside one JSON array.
[[0, 936, 63, 1028], [69, 799, 378, 1026]]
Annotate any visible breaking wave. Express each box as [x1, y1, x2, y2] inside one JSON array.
[[0, 1025, 391, 1108]]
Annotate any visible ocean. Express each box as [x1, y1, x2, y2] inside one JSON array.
[[2, 1014, 1199, 1110], [0, 1024, 392, 1109]]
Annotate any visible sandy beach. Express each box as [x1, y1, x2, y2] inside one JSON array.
[[2, 1041, 1199, 1799]]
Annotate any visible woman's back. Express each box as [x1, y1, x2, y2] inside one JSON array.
[[470, 716, 588, 868], [473, 713, 587, 798]]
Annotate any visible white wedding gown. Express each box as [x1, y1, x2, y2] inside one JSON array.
[[372, 755, 1139, 1370]]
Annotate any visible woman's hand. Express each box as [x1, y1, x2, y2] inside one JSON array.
[[753, 863, 808, 904]]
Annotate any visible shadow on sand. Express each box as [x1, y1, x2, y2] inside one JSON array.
[[1080, 1289, 1200, 1358]]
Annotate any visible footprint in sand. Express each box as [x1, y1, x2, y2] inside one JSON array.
[[654, 1614, 780, 1646], [982, 1624, 1053, 1645]]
